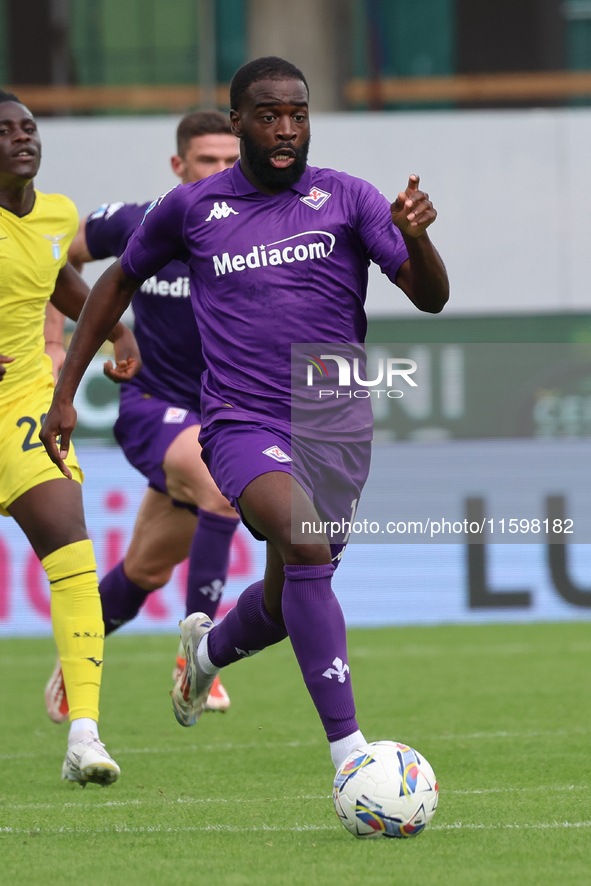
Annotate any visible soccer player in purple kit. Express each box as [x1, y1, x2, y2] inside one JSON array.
[[44, 111, 241, 723], [41, 57, 449, 774]]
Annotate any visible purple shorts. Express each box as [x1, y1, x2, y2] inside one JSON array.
[[114, 385, 201, 499], [199, 420, 371, 559]]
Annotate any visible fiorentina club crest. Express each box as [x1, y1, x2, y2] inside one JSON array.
[[262, 445, 292, 463], [300, 187, 331, 210], [163, 407, 188, 424]]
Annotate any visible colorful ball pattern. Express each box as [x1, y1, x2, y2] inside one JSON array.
[[333, 740, 439, 838]]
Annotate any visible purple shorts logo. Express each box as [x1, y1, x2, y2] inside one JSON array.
[[262, 446, 292, 463], [163, 407, 188, 424]]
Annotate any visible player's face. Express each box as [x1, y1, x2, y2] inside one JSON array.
[[0, 102, 41, 184], [230, 78, 310, 193], [173, 133, 239, 184]]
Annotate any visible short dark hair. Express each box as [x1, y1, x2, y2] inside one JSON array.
[[176, 110, 232, 157], [230, 57, 309, 111], [0, 89, 22, 105]]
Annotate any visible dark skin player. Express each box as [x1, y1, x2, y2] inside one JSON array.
[[40, 76, 448, 623], [0, 98, 140, 561]]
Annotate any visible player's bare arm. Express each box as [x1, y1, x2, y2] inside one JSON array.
[[67, 217, 93, 272], [50, 260, 141, 383], [392, 174, 449, 314], [41, 259, 140, 476], [65, 222, 131, 383], [44, 302, 66, 381]]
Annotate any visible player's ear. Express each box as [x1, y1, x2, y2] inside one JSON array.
[[229, 109, 242, 138], [170, 154, 185, 179]]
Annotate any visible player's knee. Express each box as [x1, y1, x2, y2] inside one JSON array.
[[124, 557, 174, 591], [197, 493, 238, 519], [164, 476, 197, 507], [283, 542, 332, 566]]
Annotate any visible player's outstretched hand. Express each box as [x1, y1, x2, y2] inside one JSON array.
[[103, 324, 142, 383], [390, 175, 437, 238], [0, 354, 15, 380], [40, 399, 77, 479]]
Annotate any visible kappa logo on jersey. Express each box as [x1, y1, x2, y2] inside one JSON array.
[[89, 201, 124, 222], [163, 407, 188, 424], [262, 445, 292, 463], [213, 230, 335, 276], [42, 233, 67, 260], [206, 201, 239, 222], [300, 187, 331, 210]]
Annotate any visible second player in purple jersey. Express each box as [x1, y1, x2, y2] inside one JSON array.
[[43, 112, 242, 724], [86, 201, 205, 414]]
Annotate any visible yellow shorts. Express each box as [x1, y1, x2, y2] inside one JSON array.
[[0, 374, 83, 516]]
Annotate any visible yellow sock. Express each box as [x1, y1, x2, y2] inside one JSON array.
[[42, 540, 105, 722]]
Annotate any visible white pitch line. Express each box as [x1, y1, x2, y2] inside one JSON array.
[[85, 725, 591, 753], [0, 824, 338, 835], [0, 799, 143, 811], [430, 726, 591, 742], [0, 739, 322, 762], [451, 784, 588, 796], [2, 820, 591, 836], [100, 726, 591, 754], [2, 784, 587, 813], [2, 725, 591, 763], [0, 796, 331, 811], [431, 821, 591, 832]]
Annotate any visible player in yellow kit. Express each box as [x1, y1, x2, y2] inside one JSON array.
[[0, 90, 140, 786]]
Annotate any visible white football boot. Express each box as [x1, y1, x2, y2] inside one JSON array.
[[171, 612, 216, 726], [172, 639, 230, 712], [62, 732, 120, 787]]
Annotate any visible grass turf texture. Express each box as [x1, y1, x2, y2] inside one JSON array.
[[1, 622, 590, 886]]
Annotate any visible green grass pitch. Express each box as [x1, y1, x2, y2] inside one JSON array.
[[1, 622, 590, 885]]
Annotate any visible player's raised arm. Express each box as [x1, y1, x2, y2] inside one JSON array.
[[392, 174, 449, 314], [40, 259, 140, 476]]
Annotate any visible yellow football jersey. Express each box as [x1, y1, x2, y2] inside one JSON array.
[[0, 190, 78, 405]]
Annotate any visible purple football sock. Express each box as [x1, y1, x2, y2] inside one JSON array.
[[207, 580, 288, 667], [282, 563, 359, 742], [185, 509, 240, 619], [99, 561, 149, 635]]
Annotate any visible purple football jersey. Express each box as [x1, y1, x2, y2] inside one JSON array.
[[120, 163, 409, 438], [85, 200, 205, 412]]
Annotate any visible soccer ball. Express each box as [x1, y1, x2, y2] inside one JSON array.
[[333, 741, 438, 838]]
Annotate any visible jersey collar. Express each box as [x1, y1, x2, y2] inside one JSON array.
[[230, 161, 312, 197]]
